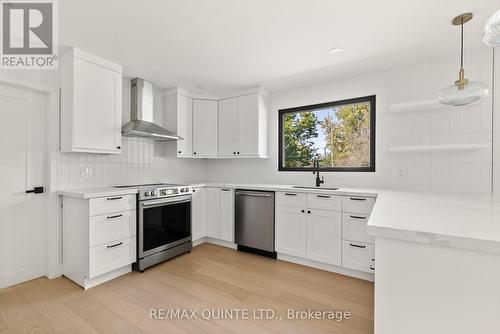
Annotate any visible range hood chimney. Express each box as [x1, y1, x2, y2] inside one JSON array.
[[121, 78, 182, 141]]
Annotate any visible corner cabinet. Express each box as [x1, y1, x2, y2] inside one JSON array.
[[192, 99, 218, 157], [60, 48, 123, 154], [191, 186, 235, 245], [164, 87, 268, 159], [219, 93, 268, 158]]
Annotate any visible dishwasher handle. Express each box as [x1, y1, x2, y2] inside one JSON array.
[[235, 191, 273, 198]]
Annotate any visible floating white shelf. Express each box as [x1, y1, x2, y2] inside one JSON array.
[[389, 143, 491, 153], [388, 99, 447, 114]]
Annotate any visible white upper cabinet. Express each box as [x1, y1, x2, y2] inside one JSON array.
[[60, 48, 122, 154], [192, 99, 218, 157], [176, 94, 193, 157], [218, 98, 237, 156], [218, 93, 268, 158]]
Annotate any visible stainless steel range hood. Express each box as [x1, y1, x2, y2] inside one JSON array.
[[122, 78, 182, 141]]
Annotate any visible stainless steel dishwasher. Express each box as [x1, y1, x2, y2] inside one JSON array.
[[235, 190, 276, 258]]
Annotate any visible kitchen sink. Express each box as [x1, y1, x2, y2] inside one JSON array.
[[292, 186, 339, 190]]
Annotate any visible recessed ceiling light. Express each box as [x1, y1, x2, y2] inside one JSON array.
[[329, 47, 343, 55]]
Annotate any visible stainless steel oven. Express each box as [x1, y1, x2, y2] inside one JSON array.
[[139, 195, 191, 259], [116, 183, 193, 272]]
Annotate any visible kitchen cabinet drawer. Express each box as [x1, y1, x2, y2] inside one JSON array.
[[89, 210, 137, 247], [342, 213, 374, 243], [88, 237, 136, 278], [342, 196, 376, 214], [342, 240, 375, 273], [307, 193, 341, 211], [89, 195, 136, 216], [276, 192, 307, 208]]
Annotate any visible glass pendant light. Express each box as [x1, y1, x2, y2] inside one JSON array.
[[484, 9, 500, 46], [438, 13, 489, 106]]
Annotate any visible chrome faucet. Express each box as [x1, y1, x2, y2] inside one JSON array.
[[313, 159, 324, 187]]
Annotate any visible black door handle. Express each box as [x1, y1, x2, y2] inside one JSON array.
[[26, 186, 44, 194]]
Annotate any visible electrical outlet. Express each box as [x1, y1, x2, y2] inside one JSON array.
[[80, 167, 94, 178], [397, 167, 409, 178]]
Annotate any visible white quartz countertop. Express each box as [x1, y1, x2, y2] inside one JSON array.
[[59, 182, 500, 253], [366, 190, 500, 254], [59, 187, 138, 199]]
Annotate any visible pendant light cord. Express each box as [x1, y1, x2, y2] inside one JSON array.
[[460, 17, 464, 69]]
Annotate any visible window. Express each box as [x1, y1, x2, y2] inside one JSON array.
[[278, 95, 375, 172]]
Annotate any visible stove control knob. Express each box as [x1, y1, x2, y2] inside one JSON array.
[[151, 190, 157, 196], [144, 191, 150, 197], [185, 187, 190, 193], [180, 188, 185, 193]]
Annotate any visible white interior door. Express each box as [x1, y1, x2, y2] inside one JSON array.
[[0, 84, 46, 288]]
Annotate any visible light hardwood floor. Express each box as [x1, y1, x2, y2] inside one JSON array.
[[0, 243, 374, 334]]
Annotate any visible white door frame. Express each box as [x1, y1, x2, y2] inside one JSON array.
[[0, 74, 61, 279]]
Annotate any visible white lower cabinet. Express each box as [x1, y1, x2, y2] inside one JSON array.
[[62, 192, 137, 289], [342, 241, 375, 273], [275, 191, 376, 277], [191, 187, 206, 241], [191, 186, 234, 243], [342, 195, 376, 274], [276, 206, 307, 258], [306, 210, 342, 265], [205, 187, 221, 238], [219, 188, 235, 242]]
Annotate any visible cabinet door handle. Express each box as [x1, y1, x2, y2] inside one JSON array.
[[106, 196, 123, 201], [237, 152, 240, 154], [193, 152, 197, 155], [233, 152, 236, 155], [307, 210, 311, 214], [221, 188, 231, 192], [116, 146, 121, 149], [370, 259, 375, 270], [316, 195, 330, 199], [350, 215, 367, 220], [350, 197, 366, 201], [107, 242, 123, 249], [26, 186, 44, 194], [349, 243, 366, 249], [106, 214, 123, 219], [178, 151, 182, 154], [284, 193, 297, 196]]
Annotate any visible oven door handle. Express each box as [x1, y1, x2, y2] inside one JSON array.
[[141, 196, 191, 208]]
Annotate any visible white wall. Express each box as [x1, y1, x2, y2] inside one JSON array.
[[494, 49, 500, 194], [60, 78, 206, 189], [205, 50, 494, 193]]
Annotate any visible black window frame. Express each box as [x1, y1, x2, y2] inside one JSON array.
[[278, 95, 376, 172]]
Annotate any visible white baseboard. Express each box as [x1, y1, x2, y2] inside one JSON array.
[[64, 265, 131, 290], [277, 253, 374, 282], [193, 238, 373, 282], [193, 237, 237, 249]]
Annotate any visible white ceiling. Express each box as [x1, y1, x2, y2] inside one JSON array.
[[59, 0, 498, 93]]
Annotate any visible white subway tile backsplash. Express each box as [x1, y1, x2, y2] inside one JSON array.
[[61, 137, 206, 189]]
